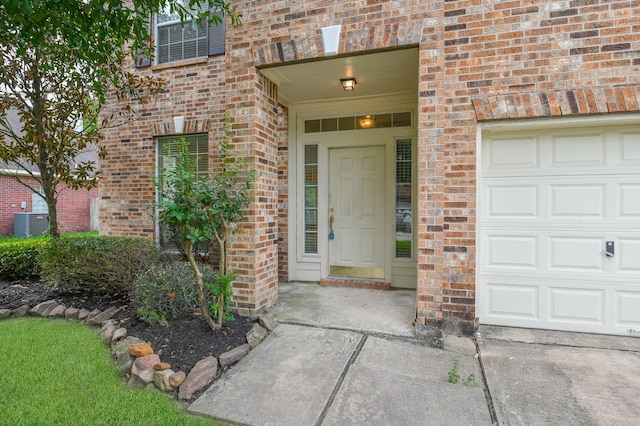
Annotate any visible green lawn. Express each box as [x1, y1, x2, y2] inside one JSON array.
[[0, 318, 218, 425]]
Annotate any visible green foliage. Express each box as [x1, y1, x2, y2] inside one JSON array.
[[131, 261, 206, 324], [447, 359, 461, 384], [0, 237, 47, 280], [447, 359, 478, 386], [1, 1, 240, 102], [156, 119, 255, 331], [0, 318, 216, 425], [136, 306, 165, 325], [465, 373, 477, 386], [205, 270, 236, 322], [160, 222, 210, 262], [0, 233, 97, 281], [158, 122, 255, 250], [1, 1, 240, 237], [38, 235, 161, 295]]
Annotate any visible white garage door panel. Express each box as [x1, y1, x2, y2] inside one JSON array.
[[486, 135, 539, 170], [620, 184, 640, 217], [616, 292, 640, 325], [551, 184, 605, 217], [479, 123, 640, 335], [550, 237, 604, 272], [483, 177, 639, 223], [621, 133, 640, 163], [552, 133, 606, 166], [619, 239, 640, 272], [485, 282, 538, 320], [486, 185, 539, 218], [486, 236, 538, 269], [548, 288, 605, 324], [482, 230, 638, 276]]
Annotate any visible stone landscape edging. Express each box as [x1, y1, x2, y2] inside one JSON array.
[[0, 300, 279, 401]]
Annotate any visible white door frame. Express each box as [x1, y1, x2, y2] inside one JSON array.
[[287, 94, 418, 285]]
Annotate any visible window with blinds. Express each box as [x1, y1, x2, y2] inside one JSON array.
[[158, 134, 208, 179], [157, 134, 209, 248], [155, 7, 225, 64]]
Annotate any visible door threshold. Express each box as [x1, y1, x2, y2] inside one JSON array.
[[320, 277, 390, 290]]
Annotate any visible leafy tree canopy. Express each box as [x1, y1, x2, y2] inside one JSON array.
[[1, 0, 239, 100], [0, 0, 239, 237]]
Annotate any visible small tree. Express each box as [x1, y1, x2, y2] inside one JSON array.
[[156, 121, 255, 331], [0, 0, 240, 237]]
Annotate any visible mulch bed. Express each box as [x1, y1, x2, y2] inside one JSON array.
[[0, 279, 254, 374]]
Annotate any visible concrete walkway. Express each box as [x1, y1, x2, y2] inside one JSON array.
[[190, 283, 640, 425], [189, 324, 490, 425]]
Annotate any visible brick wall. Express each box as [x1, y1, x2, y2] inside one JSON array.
[[0, 174, 98, 236], [101, 0, 640, 332], [56, 185, 99, 233], [100, 53, 228, 239], [0, 175, 32, 235], [437, 0, 640, 333]]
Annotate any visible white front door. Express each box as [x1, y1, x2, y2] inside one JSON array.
[[329, 146, 386, 279]]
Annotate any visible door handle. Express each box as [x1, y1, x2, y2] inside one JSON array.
[[602, 241, 614, 257], [329, 207, 335, 240]]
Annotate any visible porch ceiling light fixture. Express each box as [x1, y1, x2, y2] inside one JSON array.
[[340, 78, 357, 91]]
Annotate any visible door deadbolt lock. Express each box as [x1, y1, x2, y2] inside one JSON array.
[[603, 241, 614, 257]]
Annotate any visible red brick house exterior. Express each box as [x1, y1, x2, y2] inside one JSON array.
[[101, 0, 640, 340], [0, 172, 98, 236]]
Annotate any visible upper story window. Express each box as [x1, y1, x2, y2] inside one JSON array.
[[137, 7, 225, 67], [156, 9, 209, 64]]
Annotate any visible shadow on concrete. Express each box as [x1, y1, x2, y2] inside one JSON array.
[[265, 282, 417, 338]]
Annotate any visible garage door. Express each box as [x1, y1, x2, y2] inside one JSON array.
[[478, 123, 640, 335]]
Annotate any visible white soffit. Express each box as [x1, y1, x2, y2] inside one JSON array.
[[260, 48, 419, 105]]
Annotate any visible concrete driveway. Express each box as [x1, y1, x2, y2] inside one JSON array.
[[189, 284, 640, 425], [479, 326, 640, 426]]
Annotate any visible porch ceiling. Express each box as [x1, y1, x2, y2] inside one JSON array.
[[259, 48, 419, 106]]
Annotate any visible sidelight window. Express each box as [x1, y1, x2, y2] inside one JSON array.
[[304, 145, 318, 254], [395, 139, 412, 259]]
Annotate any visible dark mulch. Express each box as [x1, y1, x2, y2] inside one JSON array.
[[0, 279, 254, 375]]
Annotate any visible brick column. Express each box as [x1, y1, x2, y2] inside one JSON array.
[[224, 51, 280, 314], [415, 2, 447, 346]]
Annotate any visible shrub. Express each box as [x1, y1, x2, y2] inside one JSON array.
[[131, 261, 213, 324], [0, 236, 49, 280], [38, 235, 161, 295]]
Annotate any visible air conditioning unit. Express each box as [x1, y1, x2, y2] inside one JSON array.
[[14, 213, 49, 237]]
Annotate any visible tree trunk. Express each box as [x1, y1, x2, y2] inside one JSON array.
[[38, 169, 59, 238], [46, 196, 59, 238], [186, 240, 219, 332], [216, 235, 226, 329], [31, 55, 61, 239]]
